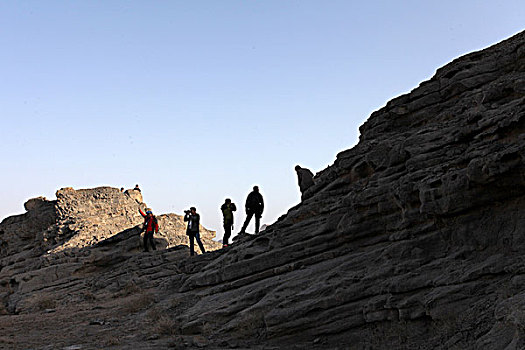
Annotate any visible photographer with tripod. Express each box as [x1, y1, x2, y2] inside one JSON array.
[[184, 207, 206, 256]]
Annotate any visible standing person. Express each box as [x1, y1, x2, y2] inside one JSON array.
[[221, 198, 237, 247], [295, 165, 315, 199], [139, 208, 158, 252], [240, 186, 264, 234], [184, 207, 206, 256]]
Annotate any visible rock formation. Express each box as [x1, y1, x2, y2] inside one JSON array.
[[0, 187, 220, 312], [124, 187, 143, 203], [1, 187, 218, 255], [0, 31, 524, 349]]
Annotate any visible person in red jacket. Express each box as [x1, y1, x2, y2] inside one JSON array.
[[139, 208, 159, 252]]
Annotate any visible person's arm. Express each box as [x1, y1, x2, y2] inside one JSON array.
[[154, 219, 159, 233], [184, 214, 189, 222], [232, 203, 237, 211], [139, 208, 146, 217], [259, 194, 264, 213]]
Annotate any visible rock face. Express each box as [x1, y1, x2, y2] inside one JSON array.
[[1, 187, 218, 256], [52, 186, 146, 251], [0, 187, 220, 312], [0, 196, 56, 266], [50, 187, 216, 253], [0, 31, 524, 349], [124, 188, 143, 203]]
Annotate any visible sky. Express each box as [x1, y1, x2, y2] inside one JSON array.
[[1, 1, 524, 239]]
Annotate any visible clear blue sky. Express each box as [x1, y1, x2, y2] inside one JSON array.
[[1, 1, 524, 238]]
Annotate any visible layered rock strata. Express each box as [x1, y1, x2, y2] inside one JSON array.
[[0, 31, 524, 349]]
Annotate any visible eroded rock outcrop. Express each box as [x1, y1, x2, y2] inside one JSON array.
[[0, 31, 523, 349], [50, 187, 216, 252], [0, 187, 220, 314]]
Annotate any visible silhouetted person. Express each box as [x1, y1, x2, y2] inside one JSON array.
[[295, 165, 315, 199], [139, 208, 158, 252], [221, 198, 237, 247], [134, 184, 141, 192], [184, 207, 206, 256], [240, 186, 264, 234]]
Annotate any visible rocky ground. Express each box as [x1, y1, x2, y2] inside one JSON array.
[[1, 30, 524, 349]]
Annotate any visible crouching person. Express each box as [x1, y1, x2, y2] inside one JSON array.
[[139, 208, 159, 252], [184, 207, 206, 256]]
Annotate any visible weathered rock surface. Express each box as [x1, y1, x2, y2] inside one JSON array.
[[124, 188, 143, 203], [0, 187, 220, 313], [0, 31, 524, 349], [49, 187, 217, 253]]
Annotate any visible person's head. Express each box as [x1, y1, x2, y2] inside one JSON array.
[[146, 210, 153, 216], [225, 198, 231, 204], [135, 184, 139, 188], [120, 187, 124, 192], [295, 165, 301, 171], [190, 206, 196, 214], [253, 186, 259, 192]]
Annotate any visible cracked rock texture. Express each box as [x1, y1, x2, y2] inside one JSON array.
[[0, 31, 524, 349], [0, 187, 220, 313]]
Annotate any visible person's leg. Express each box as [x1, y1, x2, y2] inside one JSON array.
[[255, 214, 261, 234], [150, 233, 156, 251], [143, 232, 149, 252], [223, 222, 231, 245], [189, 235, 195, 256], [241, 211, 254, 233], [196, 232, 206, 253]]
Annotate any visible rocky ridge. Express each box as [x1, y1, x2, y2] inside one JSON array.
[[0, 187, 220, 313], [0, 30, 524, 349]]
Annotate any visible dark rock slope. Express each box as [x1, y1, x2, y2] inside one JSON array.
[[0, 31, 524, 349], [165, 30, 525, 349]]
